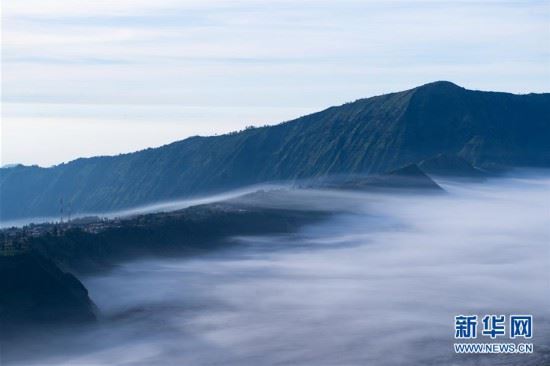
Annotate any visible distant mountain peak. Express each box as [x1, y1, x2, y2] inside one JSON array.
[[417, 80, 461, 89], [310, 163, 443, 192], [387, 163, 427, 177], [380, 164, 444, 191], [418, 153, 486, 178]]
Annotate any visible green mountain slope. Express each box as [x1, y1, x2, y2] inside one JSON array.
[[1, 81, 549, 220]]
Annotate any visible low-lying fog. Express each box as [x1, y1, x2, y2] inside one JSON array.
[[0, 184, 285, 228], [6, 173, 550, 365]]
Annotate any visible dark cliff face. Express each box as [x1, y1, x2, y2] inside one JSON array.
[[1, 81, 549, 220], [0, 253, 97, 332]]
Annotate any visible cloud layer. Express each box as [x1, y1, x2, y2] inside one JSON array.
[[6, 172, 550, 365]]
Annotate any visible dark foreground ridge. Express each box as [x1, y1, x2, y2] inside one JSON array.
[[0, 253, 97, 334], [0, 193, 329, 334], [1, 198, 328, 275], [2, 81, 549, 220]]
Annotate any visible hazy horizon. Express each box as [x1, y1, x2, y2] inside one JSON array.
[[3, 0, 550, 167], [3, 81, 549, 168]]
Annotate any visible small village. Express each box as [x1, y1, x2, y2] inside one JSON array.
[[0, 216, 124, 256]]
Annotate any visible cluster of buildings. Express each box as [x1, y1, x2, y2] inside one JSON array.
[[0, 229, 31, 256], [0, 216, 127, 256]]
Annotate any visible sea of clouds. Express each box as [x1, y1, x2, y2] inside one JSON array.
[[6, 171, 550, 365]]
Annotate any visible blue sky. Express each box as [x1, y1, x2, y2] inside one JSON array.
[[2, 0, 549, 166]]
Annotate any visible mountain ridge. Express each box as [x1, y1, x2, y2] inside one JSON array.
[[2, 81, 549, 220], [2, 81, 542, 169]]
